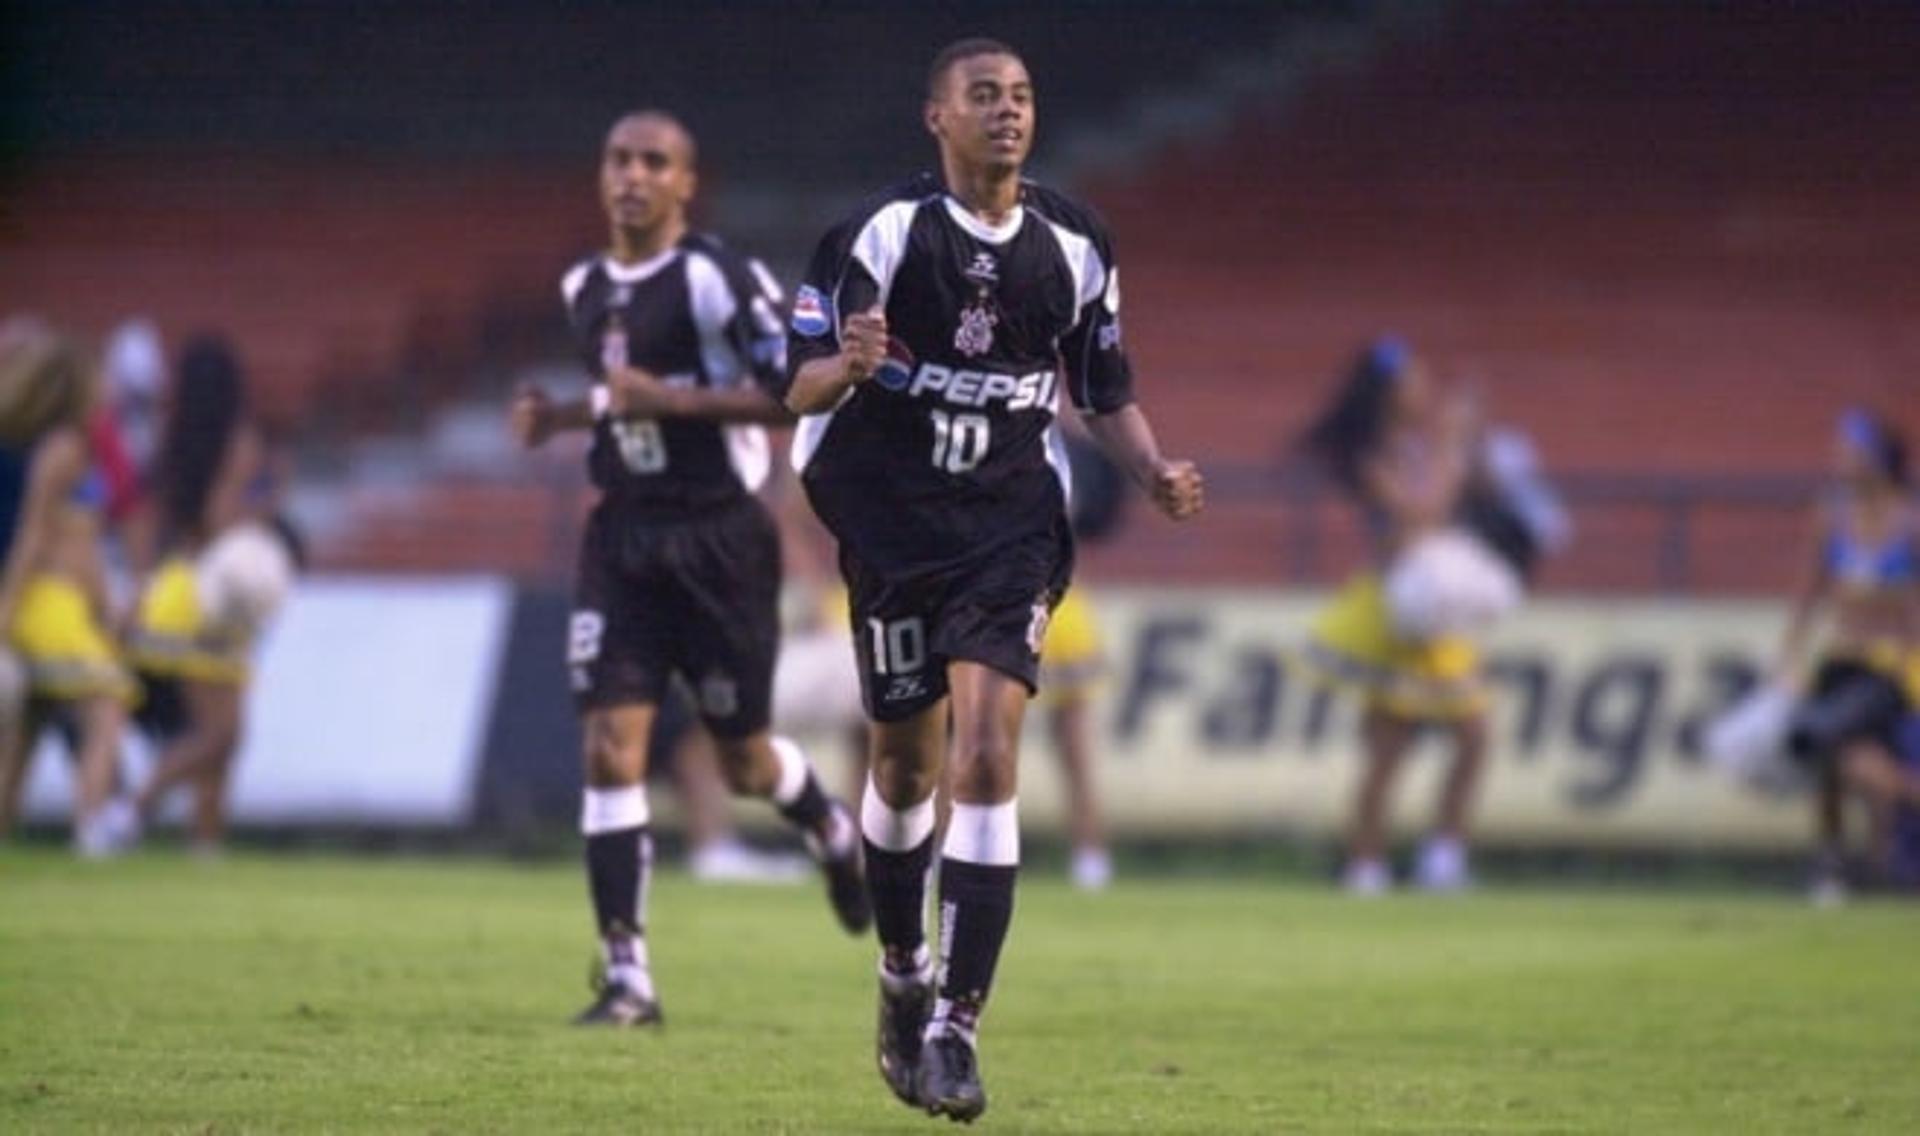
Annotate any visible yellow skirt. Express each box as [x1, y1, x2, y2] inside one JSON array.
[[1039, 587, 1104, 703], [1298, 574, 1487, 721], [8, 575, 137, 702], [127, 558, 251, 685], [1827, 638, 1920, 704]]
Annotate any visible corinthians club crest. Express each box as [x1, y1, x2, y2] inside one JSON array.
[[954, 302, 997, 358], [954, 250, 1000, 358]]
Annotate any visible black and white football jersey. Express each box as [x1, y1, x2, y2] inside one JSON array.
[[562, 232, 787, 515], [782, 173, 1133, 578]]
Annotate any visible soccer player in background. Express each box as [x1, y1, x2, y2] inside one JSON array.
[[508, 111, 869, 1027], [783, 40, 1204, 1120], [1776, 410, 1920, 902]]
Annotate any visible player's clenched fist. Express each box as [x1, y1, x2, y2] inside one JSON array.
[[1150, 459, 1205, 520], [509, 384, 555, 449], [842, 307, 889, 382]]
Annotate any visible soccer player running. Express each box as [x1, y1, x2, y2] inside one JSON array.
[[783, 40, 1204, 1121], [509, 111, 869, 1027]]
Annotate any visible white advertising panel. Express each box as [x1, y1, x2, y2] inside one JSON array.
[[21, 576, 512, 826]]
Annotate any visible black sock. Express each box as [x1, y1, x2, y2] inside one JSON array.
[[585, 824, 651, 939], [935, 859, 1018, 1032], [777, 769, 834, 834], [865, 833, 935, 969]]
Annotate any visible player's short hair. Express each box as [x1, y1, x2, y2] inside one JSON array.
[[927, 37, 1023, 99], [607, 109, 698, 168]]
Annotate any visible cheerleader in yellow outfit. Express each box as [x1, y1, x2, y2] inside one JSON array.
[[1037, 584, 1113, 890], [1297, 339, 1496, 895], [122, 337, 288, 853], [1775, 410, 1920, 902], [0, 319, 135, 854]]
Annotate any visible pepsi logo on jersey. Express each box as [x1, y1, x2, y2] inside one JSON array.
[[900, 362, 1057, 410], [790, 285, 832, 338], [874, 337, 918, 391]]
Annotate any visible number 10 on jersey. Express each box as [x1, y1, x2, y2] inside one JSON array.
[[930, 409, 989, 473]]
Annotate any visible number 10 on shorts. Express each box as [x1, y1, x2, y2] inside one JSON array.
[[867, 616, 926, 675]]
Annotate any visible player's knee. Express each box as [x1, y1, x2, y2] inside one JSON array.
[[713, 736, 777, 796], [583, 716, 646, 786], [869, 748, 940, 808], [948, 729, 1018, 803]]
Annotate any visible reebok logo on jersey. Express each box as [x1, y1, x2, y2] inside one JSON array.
[[902, 363, 1057, 410], [791, 285, 832, 337]]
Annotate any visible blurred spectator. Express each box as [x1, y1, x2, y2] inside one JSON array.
[[92, 319, 169, 597], [101, 319, 167, 475], [1038, 428, 1128, 891], [1777, 409, 1920, 902], [120, 335, 301, 854], [1297, 338, 1559, 894], [1889, 717, 1920, 890], [0, 317, 137, 854]]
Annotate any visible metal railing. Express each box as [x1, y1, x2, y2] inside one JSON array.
[[325, 460, 1829, 598], [1222, 464, 1822, 594]]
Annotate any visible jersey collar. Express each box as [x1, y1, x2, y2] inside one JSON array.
[[602, 245, 682, 284], [941, 195, 1024, 245]]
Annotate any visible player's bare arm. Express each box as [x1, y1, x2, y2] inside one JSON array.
[[507, 383, 593, 449], [608, 366, 793, 424], [784, 307, 887, 414], [1084, 403, 1204, 520]]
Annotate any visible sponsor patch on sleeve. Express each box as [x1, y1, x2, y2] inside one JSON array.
[[791, 285, 833, 338]]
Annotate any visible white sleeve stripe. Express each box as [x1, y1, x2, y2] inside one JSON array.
[[686, 252, 747, 386], [1040, 218, 1107, 313], [849, 200, 921, 310], [560, 261, 593, 308], [748, 258, 786, 305]]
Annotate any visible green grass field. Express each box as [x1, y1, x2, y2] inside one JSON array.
[[3, 849, 1917, 1134]]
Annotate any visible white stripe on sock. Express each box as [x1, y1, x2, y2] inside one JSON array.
[[580, 785, 650, 835], [943, 800, 1020, 866], [859, 776, 935, 851], [770, 735, 811, 806]]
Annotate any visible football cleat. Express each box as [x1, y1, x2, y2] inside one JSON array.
[[916, 1029, 987, 1123], [809, 802, 873, 934], [572, 981, 662, 1028], [876, 967, 933, 1108]]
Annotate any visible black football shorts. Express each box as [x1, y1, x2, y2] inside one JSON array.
[[570, 495, 780, 737], [841, 524, 1072, 722]]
